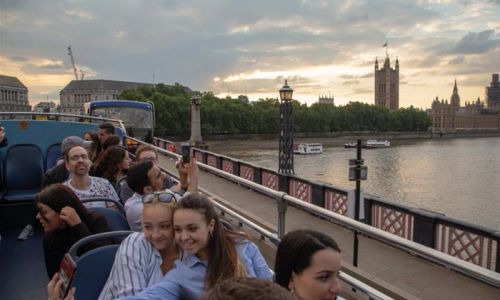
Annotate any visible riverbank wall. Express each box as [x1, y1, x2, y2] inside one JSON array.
[[161, 130, 500, 150]]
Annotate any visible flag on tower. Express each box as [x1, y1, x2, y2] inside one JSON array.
[[382, 42, 387, 47]]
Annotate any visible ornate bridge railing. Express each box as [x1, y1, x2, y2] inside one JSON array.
[[152, 137, 500, 273]]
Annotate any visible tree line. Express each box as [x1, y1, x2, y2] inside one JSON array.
[[120, 83, 431, 137]]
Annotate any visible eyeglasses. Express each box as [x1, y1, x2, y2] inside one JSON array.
[[69, 154, 89, 161], [142, 191, 178, 204]]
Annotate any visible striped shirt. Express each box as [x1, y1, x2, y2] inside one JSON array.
[[99, 232, 164, 299]]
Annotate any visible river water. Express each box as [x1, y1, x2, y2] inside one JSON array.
[[219, 137, 500, 230]]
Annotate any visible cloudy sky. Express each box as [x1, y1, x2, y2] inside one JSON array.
[[1, 0, 499, 108]]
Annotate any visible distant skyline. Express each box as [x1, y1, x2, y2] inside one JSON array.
[[1, 0, 499, 108]]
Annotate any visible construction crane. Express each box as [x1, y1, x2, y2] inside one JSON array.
[[67, 46, 84, 80]]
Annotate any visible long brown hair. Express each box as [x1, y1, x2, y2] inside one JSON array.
[[84, 131, 100, 162], [93, 146, 127, 184], [36, 184, 90, 222], [175, 193, 248, 288]]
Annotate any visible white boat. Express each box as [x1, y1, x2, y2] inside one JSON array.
[[293, 143, 323, 154], [363, 139, 390, 148]]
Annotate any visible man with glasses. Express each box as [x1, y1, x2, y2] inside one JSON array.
[[125, 159, 198, 231], [63, 145, 120, 208]]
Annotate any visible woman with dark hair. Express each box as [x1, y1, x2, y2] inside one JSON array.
[[124, 193, 272, 300], [36, 184, 110, 278], [274, 229, 343, 300], [92, 145, 131, 187], [83, 130, 100, 162]]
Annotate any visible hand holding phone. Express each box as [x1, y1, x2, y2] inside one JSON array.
[[58, 254, 77, 299], [181, 142, 191, 164]]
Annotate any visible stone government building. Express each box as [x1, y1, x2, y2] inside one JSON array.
[[0, 75, 31, 113], [59, 79, 153, 114], [431, 74, 500, 133], [374, 55, 399, 111]]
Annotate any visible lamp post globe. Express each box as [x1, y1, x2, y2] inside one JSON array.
[[279, 80, 293, 102]]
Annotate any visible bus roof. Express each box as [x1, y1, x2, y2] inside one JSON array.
[[89, 100, 152, 109]]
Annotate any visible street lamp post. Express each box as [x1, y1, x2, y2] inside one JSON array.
[[278, 80, 294, 175]]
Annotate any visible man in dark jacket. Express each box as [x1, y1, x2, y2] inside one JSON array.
[[42, 136, 93, 187]]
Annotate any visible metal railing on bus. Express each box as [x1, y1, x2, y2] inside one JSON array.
[[135, 136, 500, 289]]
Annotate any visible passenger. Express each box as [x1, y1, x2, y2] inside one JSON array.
[[98, 122, 115, 144], [0, 123, 8, 148], [100, 135, 122, 152], [0, 125, 6, 242], [98, 191, 180, 298], [43, 136, 93, 187], [83, 130, 100, 162], [124, 159, 197, 231], [203, 277, 297, 300], [119, 144, 187, 202], [18, 136, 92, 241], [93, 134, 122, 165], [92, 146, 131, 187], [36, 184, 110, 278], [123, 193, 273, 300], [274, 229, 343, 300], [63, 145, 120, 207]]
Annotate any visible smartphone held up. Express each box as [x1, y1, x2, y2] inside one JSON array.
[[181, 142, 191, 164]]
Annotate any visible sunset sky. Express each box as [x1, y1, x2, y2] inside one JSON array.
[[1, 0, 499, 108]]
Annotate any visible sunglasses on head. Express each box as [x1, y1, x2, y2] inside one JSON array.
[[142, 191, 177, 204]]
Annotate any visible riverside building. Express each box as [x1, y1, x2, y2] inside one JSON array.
[[59, 79, 153, 114], [0, 75, 31, 113], [374, 55, 399, 111], [485, 73, 500, 111], [318, 95, 334, 105], [431, 80, 500, 133]]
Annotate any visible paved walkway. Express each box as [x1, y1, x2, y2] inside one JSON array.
[[158, 155, 499, 299]]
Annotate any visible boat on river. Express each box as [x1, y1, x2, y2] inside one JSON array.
[[293, 143, 323, 154], [363, 139, 390, 148], [344, 140, 390, 149]]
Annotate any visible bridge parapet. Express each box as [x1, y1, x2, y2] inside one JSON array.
[[183, 145, 500, 273], [153, 137, 177, 153]]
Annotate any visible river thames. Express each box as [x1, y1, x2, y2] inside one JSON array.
[[218, 137, 500, 230]]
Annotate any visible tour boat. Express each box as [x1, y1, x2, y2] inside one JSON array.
[[344, 142, 357, 148], [344, 140, 391, 148], [363, 139, 390, 148], [293, 143, 323, 154]]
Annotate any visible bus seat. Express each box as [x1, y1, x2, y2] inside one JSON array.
[[90, 207, 130, 231], [81, 198, 130, 232], [68, 231, 132, 300], [2, 144, 44, 202], [45, 144, 62, 170]]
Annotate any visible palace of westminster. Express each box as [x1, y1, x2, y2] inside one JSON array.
[[374, 54, 500, 133]]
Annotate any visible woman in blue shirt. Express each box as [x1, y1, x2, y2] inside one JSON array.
[[123, 193, 273, 300]]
